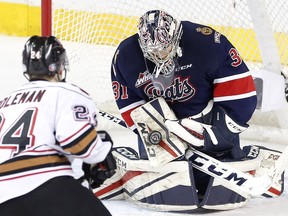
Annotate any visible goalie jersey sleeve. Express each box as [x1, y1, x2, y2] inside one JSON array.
[[0, 81, 111, 203], [111, 21, 257, 131]]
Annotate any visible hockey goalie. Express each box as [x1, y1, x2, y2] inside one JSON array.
[[92, 10, 287, 213]]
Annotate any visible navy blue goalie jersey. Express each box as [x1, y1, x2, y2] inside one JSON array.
[[111, 21, 257, 132]]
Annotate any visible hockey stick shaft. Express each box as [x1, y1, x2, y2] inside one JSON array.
[[97, 109, 127, 128]]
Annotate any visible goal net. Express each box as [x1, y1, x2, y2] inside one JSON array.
[[41, 0, 288, 145]]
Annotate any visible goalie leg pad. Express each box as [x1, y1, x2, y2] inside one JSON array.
[[243, 145, 285, 198], [95, 147, 200, 212], [196, 156, 256, 210], [93, 169, 125, 200], [92, 147, 141, 200], [200, 177, 248, 210], [122, 160, 200, 212]]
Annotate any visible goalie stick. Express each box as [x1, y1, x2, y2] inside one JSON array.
[[96, 108, 288, 198]]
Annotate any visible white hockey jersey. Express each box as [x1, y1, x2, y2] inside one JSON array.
[[0, 80, 111, 203]]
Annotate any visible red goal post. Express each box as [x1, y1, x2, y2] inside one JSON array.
[[41, 0, 52, 36], [41, 0, 288, 145]]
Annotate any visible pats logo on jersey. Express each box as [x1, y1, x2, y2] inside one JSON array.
[[135, 70, 152, 88], [144, 76, 196, 102]]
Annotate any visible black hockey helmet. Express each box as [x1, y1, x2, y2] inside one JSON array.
[[22, 35, 69, 80]]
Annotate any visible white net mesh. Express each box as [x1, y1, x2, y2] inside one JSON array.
[[49, 0, 288, 143]]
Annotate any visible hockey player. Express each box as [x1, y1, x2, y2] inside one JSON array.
[[0, 36, 115, 216], [93, 10, 286, 212]]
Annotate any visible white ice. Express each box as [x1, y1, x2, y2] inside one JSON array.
[[0, 35, 287, 216]]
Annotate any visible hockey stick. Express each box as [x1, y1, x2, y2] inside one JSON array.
[[97, 109, 127, 128], [97, 109, 288, 197]]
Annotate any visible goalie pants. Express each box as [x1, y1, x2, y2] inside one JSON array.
[[0, 176, 111, 216]]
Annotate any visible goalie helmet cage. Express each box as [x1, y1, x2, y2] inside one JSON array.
[[41, 0, 288, 145]]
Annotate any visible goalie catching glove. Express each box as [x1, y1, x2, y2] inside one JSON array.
[[82, 130, 117, 189], [165, 106, 248, 152]]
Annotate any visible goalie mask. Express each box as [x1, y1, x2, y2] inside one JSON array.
[[138, 10, 183, 90], [22, 35, 69, 81]]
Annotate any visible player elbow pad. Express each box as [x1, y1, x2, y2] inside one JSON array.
[[203, 106, 248, 153]]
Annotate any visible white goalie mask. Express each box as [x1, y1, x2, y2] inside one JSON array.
[[138, 10, 183, 89]]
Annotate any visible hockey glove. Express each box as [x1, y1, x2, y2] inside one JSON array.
[[165, 106, 248, 153], [202, 106, 248, 153], [84, 130, 117, 189]]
